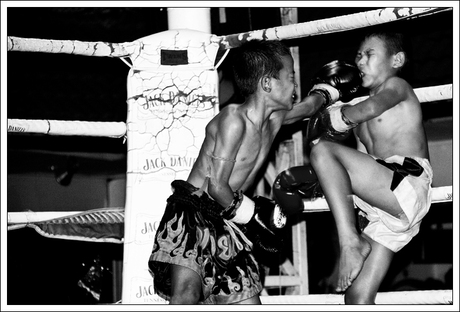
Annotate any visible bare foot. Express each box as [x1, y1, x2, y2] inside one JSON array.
[[335, 236, 372, 292]]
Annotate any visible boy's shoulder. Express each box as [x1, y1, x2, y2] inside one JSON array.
[[380, 76, 413, 93], [218, 103, 242, 117], [214, 104, 246, 125], [386, 75, 410, 85]]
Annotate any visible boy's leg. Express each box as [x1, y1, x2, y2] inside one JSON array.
[[310, 141, 402, 292], [345, 234, 394, 304], [169, 264, 202, 304]]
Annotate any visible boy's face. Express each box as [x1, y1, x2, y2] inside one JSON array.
[[270, 55, 297, 109], [355, 36, 396, 90]]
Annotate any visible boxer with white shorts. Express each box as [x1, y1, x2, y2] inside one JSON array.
[[354, 155, 433, 252]]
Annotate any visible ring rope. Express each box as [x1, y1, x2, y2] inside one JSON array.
[[342, 84, 452, 106], [7, 119, 126, 138], [304, 185, 453, 213], [7, 36, 137, 57], [6, 8, 451, 54], [6, 84, 452, 137], [260, 289, 453, 304], [216, 7, 451, 48], [7, 185, 452, 224]]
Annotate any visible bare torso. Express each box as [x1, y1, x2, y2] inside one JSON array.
[[354, 80, 429, 160], [187, 104, 284, 193]]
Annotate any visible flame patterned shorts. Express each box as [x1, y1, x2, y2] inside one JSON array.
[[148, 180, 262, 304]]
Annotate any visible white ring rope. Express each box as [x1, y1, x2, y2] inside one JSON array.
[[304, 185, 453, 213], [343, 84, 452, 106], [260, 290, 453, 304], [6, 84, 452, 137], [7, 186, 452, 224], [7, 36, 137, 57], [216, 7, 451, 48], [411, 84, 453, 104], [6, 8, 451, 54], [7, 119, 126, 138]]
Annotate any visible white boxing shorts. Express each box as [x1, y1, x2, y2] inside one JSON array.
[[354, 155, 433, 252]]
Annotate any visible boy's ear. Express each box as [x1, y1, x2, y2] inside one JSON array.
[[393, 52, 405, 69], [261, 76, 272, 92]]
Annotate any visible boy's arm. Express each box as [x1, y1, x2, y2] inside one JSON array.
[[283, 59, 363, 125], [342, 76, 410, 123], [282, 93, 325, 125], [207, 113, 243, 208]]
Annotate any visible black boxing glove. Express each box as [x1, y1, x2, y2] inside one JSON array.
[[308, 60, 362, 106], [244, 196, 286, 257], [273, 165, 323, 215], [252, 195, 287, 230]]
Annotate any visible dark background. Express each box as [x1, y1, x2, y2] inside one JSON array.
[[5, 6, 454, 304]]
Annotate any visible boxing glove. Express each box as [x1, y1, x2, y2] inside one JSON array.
[[252, 195, 287, 230], [306, 103, 358, 146], [244, 196, 286, 257], [221, 193, 286, 254], [308, 60, 362, 106], [273, 165, 323, 215]]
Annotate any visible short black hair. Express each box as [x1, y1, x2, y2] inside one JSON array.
[[363, 31, 406, 56], [231, 40, 292, 98]]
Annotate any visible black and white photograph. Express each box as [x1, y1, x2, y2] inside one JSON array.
[[2, 2, 457, 310]]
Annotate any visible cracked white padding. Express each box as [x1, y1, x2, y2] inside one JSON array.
[[121, 29, 222, 304]]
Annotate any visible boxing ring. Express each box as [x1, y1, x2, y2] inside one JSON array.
[[7, 7, 455, 305]]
